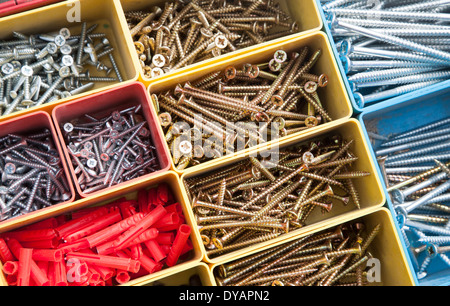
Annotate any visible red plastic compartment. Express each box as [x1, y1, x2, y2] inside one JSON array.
[[52, 82, 172, 199], [0, 111, 75, 229], [0, 0, 62, 18]]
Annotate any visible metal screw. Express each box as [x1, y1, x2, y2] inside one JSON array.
[[126, 1, 298, 78], [215, 221, 379, 286], [0, 24, 124, 118], [322, 0, 450, 108], [183, 134, 368, 258], [61, 106, 159, 194]]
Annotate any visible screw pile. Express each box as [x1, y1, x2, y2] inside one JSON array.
[[321, 0, 450, 108], [183, 134, 370, 258], [214, 221, 381, 286], [155, 48, 332, 170], [125, 0, 299, 79], [60, 105, 160, 195], [372, 116, 450, 280], [0, 23, 123, 117], [0, 129, 71, 221]]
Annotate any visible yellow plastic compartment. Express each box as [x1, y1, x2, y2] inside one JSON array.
[[210, 208, 415, 286], [118, 0, 323, 85], [0, 171, 205, 286], [0, 0, 139, 123], [180, 119, 385, 264], [136, 262, 215, 286], [149, 31, 353, 175]]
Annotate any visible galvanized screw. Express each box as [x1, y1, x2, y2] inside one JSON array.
[[0, 23, 124, 118], [0, 130, 71, 221]]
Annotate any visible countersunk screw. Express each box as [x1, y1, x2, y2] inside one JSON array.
[[76, 22, 87, 66]]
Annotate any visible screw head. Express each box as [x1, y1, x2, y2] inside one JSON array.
[[21, 65, 33, 77], [247, 65, 259, 79], [59, 66, 71, 78], [159, 112, 172, 127], [22, 99, 34, 106], [273, 50, 287, 63], [214, 35, 228, 49], [63, 123, 74, 133], [0, 186, 7, 195], [302, 151, 314, 164], [271, 95, 284, 106], [318, 74, 329, 87], [100, 153, 109, 162], [139, 127, 149, 137], [134, 41, 145, 54], [49, 157, 61, 166], [54, 35, 66, 47], [59, 28, 71, 39], [1, 63, 14, 75], [340, 39, 352, 56], [251, 166, 261, 179], [110, 130, 119, 140], [200, 28, 213, 38], [86, 158, 97, 169], [62, 55, 74, 67], [151, 67, 164, 78], [268, 58, 282, 72], [224, 66, 236, 80], [60, 44, 72, 55], [47, 42, 58, 55], [80, 149, 90, 158], [83, 43, 94, 54], [179, 140, 192, 155], [304, 81, 318, 93], [251, 112, 270, 122], [305, 116, 319, 128], [427, 244, 439, 259], [83, 141, 93, 151], [392, 189, 405, 204], [152, 54, 166, 68], [242, 189, 254, 201], [4, 163, 16, 175], [272, 117, 285, 130], [111, 110, 121, 121], [353, 92, 365, 108]]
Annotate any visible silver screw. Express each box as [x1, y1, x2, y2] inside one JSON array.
[[376, 132, 450, 156], [108, 53, 123, 82], [396, 180, 450, 215]]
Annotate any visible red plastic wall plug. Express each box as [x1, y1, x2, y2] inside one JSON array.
[[108, 205, 167, 251], [66, 252, 141, 273], [166, 224, 192, 267], [0, 238, 14, 263], [0, 183, 194, 286], [17, 248, 33, 286], [2, 261, 18, 276]]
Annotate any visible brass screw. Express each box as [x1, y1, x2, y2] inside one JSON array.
[[214, 222, 380, 286], [156, 47, 332, 171], [127, 1, 298, 78], [183, 134, 370, 258]]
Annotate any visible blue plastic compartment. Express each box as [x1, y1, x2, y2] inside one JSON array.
[[358, 79, 450, 286], [315, 0, 450, 114]]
